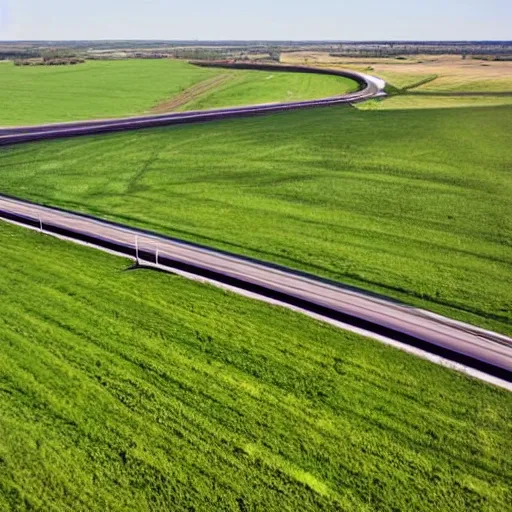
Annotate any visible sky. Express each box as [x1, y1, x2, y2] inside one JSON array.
[[0, 0, 510, 41]]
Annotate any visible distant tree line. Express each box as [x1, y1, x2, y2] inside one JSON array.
[[4, 40, 510, 65], [14, 57, 85, 67], [0, 50, 41, 61], [5, 47, 86, 66], [328, 42, 512, 58]]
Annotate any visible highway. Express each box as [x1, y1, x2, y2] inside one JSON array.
[[1, 194, 511, 385], [0, 62, 510, 387]]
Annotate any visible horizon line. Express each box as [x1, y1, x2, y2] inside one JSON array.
[[2, 39, 512, 43]]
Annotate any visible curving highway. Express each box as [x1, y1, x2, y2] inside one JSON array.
[[0, 63, 510, 388]]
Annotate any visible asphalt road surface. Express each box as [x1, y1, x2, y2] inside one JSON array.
[[1, 194, 511, 383]]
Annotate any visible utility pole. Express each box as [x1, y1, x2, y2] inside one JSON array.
[[135, 236, 140, 265], [39, 215, 43, 233], [155, 246, 159, 266]]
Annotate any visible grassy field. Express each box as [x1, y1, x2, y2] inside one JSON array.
[[0, 60, 219, 126], [178, 69, 358, 111], [0, 59, 357, 126], [1, 105, 511, 336], [364, 72, 438, 90], [359, 94, 512, 110], [0, 221, 511, 511]]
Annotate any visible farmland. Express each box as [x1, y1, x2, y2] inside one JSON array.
[[1, 105, 511, 335], [282, 52, 512, 110], [0, 60, 218, 125], [0, 59, 357, 126], [0, 221, 511, 511], [360, 94, 512, 111]]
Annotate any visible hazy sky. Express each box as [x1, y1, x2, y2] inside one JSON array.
[[0, 0, 510, 41]]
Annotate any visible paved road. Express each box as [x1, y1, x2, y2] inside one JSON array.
[[0, 65, 385, 145], [1, 194, 511, 382]]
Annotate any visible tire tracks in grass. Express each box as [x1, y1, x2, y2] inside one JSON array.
[[125, 147, 161, 195], [150, 74, 235, 114]]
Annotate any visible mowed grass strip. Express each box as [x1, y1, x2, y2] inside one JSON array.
[[1, 106, 511, 335], [0, 222, 511, 511], [0, 59, 358, 126]]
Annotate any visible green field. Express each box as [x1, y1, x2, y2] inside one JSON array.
[[416, 76, 512, 93], [0, 60, 357, 126], [0, 221, 511, 511], [359, 94, 512, 110], [0, 60, 218, 125], [1, 105, 511, 335], [178, 69, 358, 111], [365, 72, 439, 90]]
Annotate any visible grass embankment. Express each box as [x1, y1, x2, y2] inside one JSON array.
[[1, 106, 511, 335], [0, 59, 358, 126], [0, 221, 511, 511]]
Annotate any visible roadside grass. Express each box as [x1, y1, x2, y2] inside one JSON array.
[[0, 59, 358, 126], [178, 70, 358, 111], [353, 63, 512, 111], [359, 94, 512, 110], [368, 72, 439, 90], [1, 106, 511, 335], [416, 75, 512, 93], [0, 221, 511, 511]]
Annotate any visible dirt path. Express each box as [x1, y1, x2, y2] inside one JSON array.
[[151, 74, 234, 113]]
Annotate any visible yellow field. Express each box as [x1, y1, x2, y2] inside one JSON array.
[[282, 52, 512, 109]]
